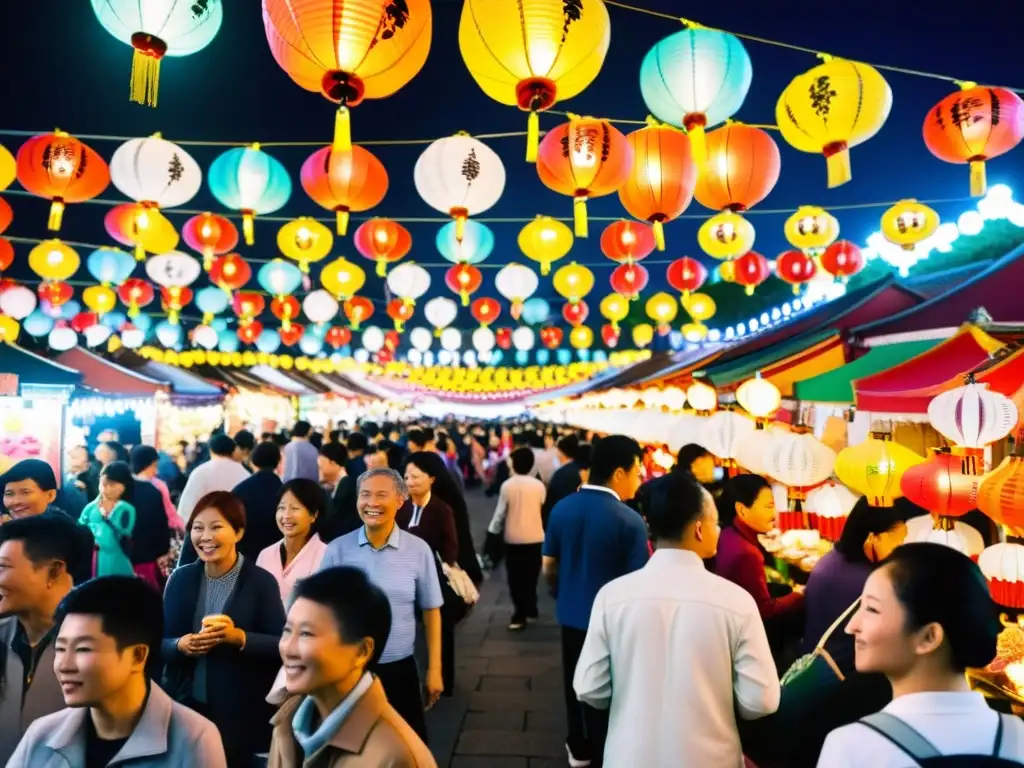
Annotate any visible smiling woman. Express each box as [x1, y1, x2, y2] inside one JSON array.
[[256, 479, 329, 604]]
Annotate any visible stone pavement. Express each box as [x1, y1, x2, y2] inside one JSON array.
[[425, 488, 567, 768]]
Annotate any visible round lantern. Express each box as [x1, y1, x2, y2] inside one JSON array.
[[409, 326, 433, 352], [470, 297, 500, 327], [424, 297, 458, 335], [923, 86, 1024, 197], [271, 296, 302, 330], [303, 290, 340, 326], [784, 206, 840, 254], [83, 285, 117, 316], [540, 326, 563, 349], [733, 251, 770, 295], [38, 282, 74, 309], [277, 217, 333, 273], [458, 0, 610, 161], [343, 296, 374, 329], [0, 238, 14, 274], [820, 240, 864, 281], [320, 258, 366, 301], [600, 220, 656, 265], [361, 326, 385, 353], [512, 326, 535, 352], [978, 542, 1024, 608], [618, 124, 697, 249], [445, 264, 483, 306], [472, 326, 495, 354], [776, 249, 818, 293], [600, 293, 629, 330], [835, 432, 924, 507], [553, 263, 595, 304], [682, 292, 716, 323], [880, 200, 940, 250], [47, 326, 78, 352], [569, 325, 593, 350], [354, 218, 411, 277], [900, 450, 984, 518], [209, 146, 292, 244], [562, 300, 589, 327], [145, 251, 201, 316], [160, 286, 194, 325], [91, 0, 223, 106], [117, 278, 154, 317], [645, 291, 677, 332], [519, 216, 573, 276], [414, 134, 505, 239], [609, 263, 648, 301], [632, 323, 654, 349], [0, 285, 36, 320], [208, 253, 251, 294], [182, 212, 238, 270], [0, 199, 10, 236], [0, 143, 14, 191], [687, 380, 718, 412], [301, 144, 388, 235], [0, 314, 21, 343], [386, 263, 431, 307], [28, 240, 80, 282], [639, 28, 752, 162], [765, 430, 837, 496], [666, 257, 708, 300], [16, 132, 110, 230], [536, 118, 633, 237], [601, 323, 620, 348], [520, 297, 550, 325], [110, 134, 202, 211], [104, 202, 179, 261], [325, 326, 352, 349], [702, 410, 756, 463], [257, 260, 303, 303], [735, 427, 783, 477], [440, 327, 462, 353], [233, 292, 266, 323], [697, 211, 755, 260], [927, 379, 1018, 450], [693, 123, 780, 212], [437, 219, 494, 265], [736, 374, 781, 419], [979, 456, 1024, 531]]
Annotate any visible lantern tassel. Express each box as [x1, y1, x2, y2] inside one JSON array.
[[792, 284, 801, 295], [134, 242, 145, 262], [168, 309, 179, 325], [969, 160, 986, 197], [48, 199, 65, 231], [541, 261, 550, 277], [824, 142, 852, 188], [652, 220, 665, 251], [376, 259, 386, 278], [526, 111, 540, 163], [336, 209, 350, 236], [434, 327, 442, 338], [128, 304, 139, 318], [203, 248, 213, 271], [688, 125, 706, 165], [242, 211, 255, 246], [460, 290, 469, 307], [455, 214, 466, 241], [202, 312, 213, 325], [334, 106, 352, 152], [573, 196, 588, 238], [395, 320, 405, 333], [745, 285, 755, 296], [129, 48, 161, 107]]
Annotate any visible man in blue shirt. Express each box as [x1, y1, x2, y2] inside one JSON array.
[[282, 421, 319, 482], [542, 435, 648, 768]]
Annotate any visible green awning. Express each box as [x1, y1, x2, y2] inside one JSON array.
[[793, 339, 941, 403], [0, 343, 81, 390], [702, 328, 838, 387]]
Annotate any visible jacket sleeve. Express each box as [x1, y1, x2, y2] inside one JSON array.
[[573, 588, 612, 710], [624, 515, 650, 573], [161, 570, 189, 659], [437, 503, 459, 565], [732, 600, 781, 720], [487, 484, 509, 537], [730, 546, 804, 621], [241, 572, 287, 660], [5, 718, 41, 766]]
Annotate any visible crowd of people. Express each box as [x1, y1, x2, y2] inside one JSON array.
[[0, 417, 1021, 767]]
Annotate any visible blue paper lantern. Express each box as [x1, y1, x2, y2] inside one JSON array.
[[86, 247, 136, 286], [489, 350, 503, 367], [556, 349, 571, 366], [102, 312, 128, 331], [668, 330, 684, 350], [299, 333, 323, 356], [577, 349, 591, 362], [256, 329, 282, 354], [131, 314, 152, 332], [520, 298, 550, 325], [23, 312, 54, 338], [258, 259, 303, 297], [211, 318, 228, 332], [155, 321, 182, 348], [515, 350, 529, 366], [218, 332, 239, 353], [436, 220, 494, 265], [208, 147, 292, 244], [196, 286, 230, 318], [535, 349, 550, 366], [592, 350, 608, 363], [59, 301, 82, 320]]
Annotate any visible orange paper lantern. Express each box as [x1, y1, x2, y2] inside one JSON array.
[[609, 263, 649, 300], [300, 145, 388, 235], [445, 264, 483, 306], [470, 297, 501, 327], [979, 456, 1024, 533], [694, 123, 780, 213], [900, 450, 983, 519], [271, 296, 302, 330], [600, 220, 656, 264], [386, 298, 414, 332], [182, 213, 238, 270], [209, 253, 252, 294], [16, 132, 110, 231], [117, 278, 154, 317], [0, 238, 13, 273], [0, 197, 12, 235], [353, 218, 411, 277], [343, 296, 374, 330], [733, 251, 770, 295]]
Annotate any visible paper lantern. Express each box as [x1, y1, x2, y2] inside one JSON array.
[[472, 326, 496, 354], [536, 118, 633, 237], [923, 86, 1024, 197], [601, 324, 620, 347], [0, 238, 14, 273], [784, 206, 839, 254], [569, 325, 593, 350], [91, 0, 222, 106], [438, 327, 461, 353], [979, 456, 1024, 531], [599, 293, 629, 331], [881, 200, 940, 251], [325, 326, 352, 349], [320, 258, 366, 301], [820, 240, 864, 280], [697, 211, 755, 260], [83, 285, 117, 316], [386, 263, 431, 307], [458, 0, 610, 161], [354, 218, 411, 277], [208, 253, 251, 294], [232, 292, 266, 321], [835, 433, 924, 507], [519, 216, 573, 276], [0, 199, 11, 236], [618, 124, 697, 249], [103, 202, 179, 261], [686, 380, 717, 412], [631, 323, 654, 349], [257, 260, 303, 301], [195, 286, 229, 323], [436, 219, 494, 266], [562, 299, 589, 327], [639, 28, 752, 162], [470, 297, 500, 328], [111, 135, 202, 210], [978, 542, 1024, 608], [414, 135, 505, 239], [0, 286, 35, 321], [271, 217, 331, 275], [928, 380, 1018, 449], [146, 251, 201, 298], [209, 146, 291, 244], [776, 249, 818, 293], [736, 375, 781, 419], [682, 292, 716, 323], [301, 144, 388, 235], [693, 123, 780, 212], [425, 297, 458, 335], [702, 410, 756, 462], [23, 311, 55, 338], [160, 286, 193, 324], [609, 263, 648, 300], [907, 514, 984, 557], [520, 297, 550, 326], [512, 326, 535, 352], [445, 264, 482, 306], [600, 223, 654, 270], [735, 427, 782, 477], [238, 321, 264, 346], [645, 291, 677, 331], [117, 278, 154, 317], [46, 326, 77, 352], [16, 132, 110, 230], [343, 296, 374, 329], [278, 319, 305, 345], [38, 282, 74, 309], [28, 240, 80, 282], [765, 430, 837, 495], [733, 251, 771, 295], [553, 263, 595, 303], [0, 144, 14, 191], [410, 326, 433, 352], [302, 290, 340, 325], [665, 256, 708, 300], [805, 482, 858, 541], [901, 450, 983, 519], [540, 326, 563, 349], [182, 213, 238, 270]]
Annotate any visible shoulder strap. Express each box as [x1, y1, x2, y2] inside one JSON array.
[[859, 712, 941, 762], [815, 598, 861, 651], [995, 713, 1018, 758]]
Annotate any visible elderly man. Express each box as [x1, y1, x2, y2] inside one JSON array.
[[319, 468, 444, 744]]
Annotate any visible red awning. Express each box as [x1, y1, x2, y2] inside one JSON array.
[[57, 347, 166, 397], [968, 343, 1024, 397]]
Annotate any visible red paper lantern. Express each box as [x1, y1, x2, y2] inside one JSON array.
[[117, 278, 154, 317], [775, 249, 818, 293], [280, 323, 305, 346], [377, 348, 394, 363], [666, 256, 708, 299], [237, 320, 263, 345], [386, 298, 413, 332], [354, 218, 411, 277], [71, 312, 98, 333], [160, 286, 193, 323], [540, 326, 563, 349], [16, 132, 110, 230], [562, 300, 589, 327], [732, 251, 770, 295], [232, 292, 266, 321], [694, 124, 780, 213], [384, 330, 400, 351], [271, 296, 302, 329], [609, 263, 649, 300], [325, 326, 352, 349], [470, 297, 501, 327], [0, 198, 12, 235], [445, 264, 483, 306], [900, 451, 983, 519], [601, 323, 620, 347], [0, 238, 12, 273], [820, 240, 864, 281], [600, 220, 656, 264], [495, 327, 513, 350], [182, 213, 238, 270], [209, 254, 252, 293], [38, 281, 73, 307], [343, 296, 374, 330], [300, 145, 389, 235]]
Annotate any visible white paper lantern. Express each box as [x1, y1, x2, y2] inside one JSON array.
[[424, 297, 458, 332], [155, 322, 182, 348], [686, 380, 718, 412], [302, 290, 339, 324], [764, 431, 837, 489], [409, 326, 434, 352], [386, 263, 431, 304], [437, 350, 454, 366], [472, 326, 495, 354], [84, 323, 113, 348], [440, 327, 462, 352], [299, 334, 323, 356], [361, 325, 385, 353], [907, 514, 984, 557], [665, 413, 710, 452], [661, 386, 688, 412], [639, 389, 662, 409], [494, 262, 539, 311], [979, 542, 1024, 606], [192, 324, 218, 350], [407, 349, 423, 365], [0, 286, 38, 320], [702, 410, 756, 461], [927, 381, 1018, 448], [414, 135, 505, 232], [735, 427, 782, 475], [145, 251, 201, 287], [736, 374, 782, 419], [354, 349, 370, 363], [47, 326, 77, 351], [805, 482, 859, 519], [110, 136, 202, 208], [512, 326, 535, 351], [121, 327, 145, 349]]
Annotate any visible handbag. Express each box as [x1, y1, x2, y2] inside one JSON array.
[[436, 552, 480, 608]]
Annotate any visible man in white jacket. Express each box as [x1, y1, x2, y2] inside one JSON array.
[[574, 472, 780, 767]]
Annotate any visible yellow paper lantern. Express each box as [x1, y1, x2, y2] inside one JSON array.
[[776, 58, 892, 188], [28, 240, 80, 282], [552, 262, 595, 303], [736, 374, 782, 419], [0, 315, 19, 342], [277, 217, 334, 273], [632, 323, 654, 348], [518, 215, 573, 276], [784, 205, 840, 254], [698, 211, 755, 260], [83, 285, 117, 315], [718, 261, 736, 283], [835, 432, 924, 507], [599, 293, 629, 330], [320, 257, 366, 300], [682, 292, 716, 322], [681, 322, 708, 342], [569, 325, 593, 350], [880, 200, 940, 251], [645, 291, 678, 328], [0, 143, 14, 191]]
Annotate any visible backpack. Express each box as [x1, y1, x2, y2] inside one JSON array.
[[859, 711, 1022, 766]]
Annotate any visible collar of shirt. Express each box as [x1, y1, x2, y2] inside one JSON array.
[[732, 517, 762, 548], [580, 484, 621, 502], [409, 494, 430, 527], [358, 524, 401, 550], [12, 620, 57, 692], [885, 691, 991, 718], [648, 548, 704, 569], [292, 672, 374, 758]]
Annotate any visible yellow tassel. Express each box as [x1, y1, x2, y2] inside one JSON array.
[[243, 212, 255, 245], [337, 209, 349, 236], [376, 259, 386, 278], [203, 312, 213, 325], [48, 199, 65, 231], [299, 260, 310, 274], [169, 309, 179, 324], [573, 196, 588, 238], [969, 160, 986, 197], [203, 248, 213, 271], [652, 220, 665, 251], [745, 285, 755, 296], [825, 147, 852, 188], [541, 261, 550, 277], [129, 49, 161, 107], [134, 242, 145, 262], [128, 304, 139, 318], [526, 111, 539, 163], [688, 125, 707, 165], [461, 290, 470, 307], [434, 327, 442, 338], [395, 320, 405, 333], [455, 214, 466, 241], [792, 283, 801, 295], [333, 107, 352, 153]]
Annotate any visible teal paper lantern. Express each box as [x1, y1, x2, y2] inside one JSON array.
[[436, 220, 494, 265], [299, 333, 323, 356], [556, 349, 572, 366], [87, 247, 136, 286], [208, 146, 292, 244], [58, 301, 82, 320], [102, 312, 128, 331], [196, 286, 229, 319], [257, 259, 303, 297], [256, 329, 281, 354], [592, 350, 608, 363], [515, 350, 529, 366], [155, 321, 182, 348], [535, 349, 550, 366], [23, 312, 54, 338], [577, 349, 591, 362], [131, 314, 153, 332], [211, 318, 229, 332], [218, 331, 239, 353], [521, 298, 550, 325]]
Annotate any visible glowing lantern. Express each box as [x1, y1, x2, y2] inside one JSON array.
[[835, 432, 924, 507], [600, 220, 656, 265], [104, 202, 179, 261], [471, 297, 501, 328], [325, 326, 352, 349], [16, 132, 110, 231], [0, 239, 13, 274], [639, 28, 752, 163], [458, 0, 610, 161], [83, 285, 117, 316], [110, 135, 202, 216], [354, 218, 411, 277], [645, 291, 677, 333], [776, 249, 818, 293], [160, 286, 194, 325], [237, 321, 263, 346], [536, 117, 633, 237], [209, 253, 251, 294], [609, 263, 649, 301], [733, 251, 770, 295], [410, 327, 434, 352], [697, 211, 755, 260], [472, 326, 495, 354], [562, 300, 589, 327], [694, 123, 780, 212], [437, 220, 494, 266], [569, 325, 593, 350], [209, 146, 291, 245], [901, 450, 984, 519], [736, 374, 781, 420], [784, 206, 839, 255], [666, 256, 707, 299], [600, 293, 629, 331], [0, 198, 11, 236], [302, 290, 340, 326], [0, 144, 14, 190], [553, 263, 595, 304], [682, 292, 716, 323], [765, 430, 838, 500], [271, 294, 301, 332], [386, 263, 431, 309], [38, 282, 73, 308], [182, 213, 238, 270], [495, 327, 514, 350], [923, 86, 1024, 197], [683, 322, 708, 343], [618, 124, 697, 250], [301, 144, 388, 236], [776, 58, 892, 188], [628, 323, 650, 349], [146, 251, 201, 321], [601, 323, 621, 347], [979, 456, 1024, 532], [445, 264, 482, 306], [257, 260, 304, 312], [0, 285, 36, 320], [117, 278, 154, 317], [805, 481, 858, 541], [414, 134, 505, 240], [28, 240, 80, 282], [820, 240, 864, 281], [512, 326, 535, 352], [881, 200, 940, 251], [928, 379, 1017, 450], [274, 217, 332, 275], [320, 258, 366, 301], [195, 286, 229, 325], [425, 297, 458, 336], [279, 322, 305, 347], [702, 410, 756, 464], [540, 327, 563, 349], [233, 292, 265, 323], [343, 296, 374, 330], [439, 327, 462, 353], [519, 216, 573, 277], [263, 0, 432, 152], [978, 542, 1024, 607]]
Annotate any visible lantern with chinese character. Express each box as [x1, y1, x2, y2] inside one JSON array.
[[645, 291, 677, 333], [320, 258, 366, 301], [209, 146, 292, 245], [694, 123, 780, 212], [301, 144, 388, 235], [471, 297, 500, 328], [276, 217, 333, 274], [609, 263, 648, 301], [354, 218, 411, 277], [600, 220, 656, 265], [784, 206, 839, 255], [666, 256, 708, 300], [819, 240, 864, 281], [553, 263, 595, 304], [182, 213, 238, 271], [16, 131, 110, 231], [414, 134, 505, 240], [147, 251, 200, 323], [600, 293, 629, 331], [445, 263, 483, 306], [697, 211, 755, 260], [881, 200, 940, 251], [28, 240, 80, 283], [733, 251, 770, 295], [835, 432, 924, 507], [117, 278, 154, 318], [776, 249, 818, 293], [343, 296, 374, 330], [519, 216, 573, 276], [209, 253, 251, 295], [104, 202, 179, 261], [900, 449, 984, 519]]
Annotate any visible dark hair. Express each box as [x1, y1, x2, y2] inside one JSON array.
[[346, 432, 369, 454], [234, 430, 256, 451], [420, 427, 435, 443], [373, 440, 406, 470], [188, 491, 246, 532], [251, 442, 281, 471], [0, 514, 92, 584], [510, 447, 535, 475], [556, 435, 579, 461], [292, 567, 392, 666], [361, 421, 380, 439], [291, 421, 312, 438], [0, 458, 58, 492], [404, 452, 463, 520], [273, 432, 289, 447], [835, 497, 913, 563], [103, 442, 129, 463], [209, 434, 236, 458], [589, 435, 643, 486], [574, 443, 594, 471], [319, 442, 349, 467], [648, 472, 708, 541], [261, 432, 274, 442], [881, 543, 1000, 671], [328, 429, 342, 444], [100, 462, 135, 501], [675, 444, 712, 474], [406, 429, 427, 449], [277, 479, 329, 537], [56, 576, 163, 680], [717, 473, 771, 527], [435, 434, 451, 453], [310, 432, 323, 450], [129, 445, 159, 475]]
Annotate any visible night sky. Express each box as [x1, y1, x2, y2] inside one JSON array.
[[2, 0, 1023, 345]]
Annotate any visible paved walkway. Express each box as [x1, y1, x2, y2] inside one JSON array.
[[425, 489, 567, 768]]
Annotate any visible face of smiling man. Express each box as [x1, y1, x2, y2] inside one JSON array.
[[356, 473, 403, 533]]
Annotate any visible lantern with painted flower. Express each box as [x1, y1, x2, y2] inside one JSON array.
[[300, 144, 388, 235], [16, 131, 110, 231], [470, 297, 500, 328], [182, 213, 238, 270], [117, 278, 154, 318], [599, 293, 629, 331], [414, 134, 504, 240], [600, 220, 656, 266], [881, 200, 940, 251], [609, 263, 648, 301], [146, 251, 201, 324], [694, 123, 780, 214], [320, 257, 366, 301], [784, 206, 839, 256], [540, 326, 563, 350], [209, 146, 291, 245], [697, 210, 755, 261], [355, 218, 410, 277], [835, 432, 924, 507], [666, 256, 707, 300], [277, 217, 333, 274], [645, 291, 677, 334]]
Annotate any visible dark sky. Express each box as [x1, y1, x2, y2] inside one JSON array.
[[2, 0, 1023, 344]]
